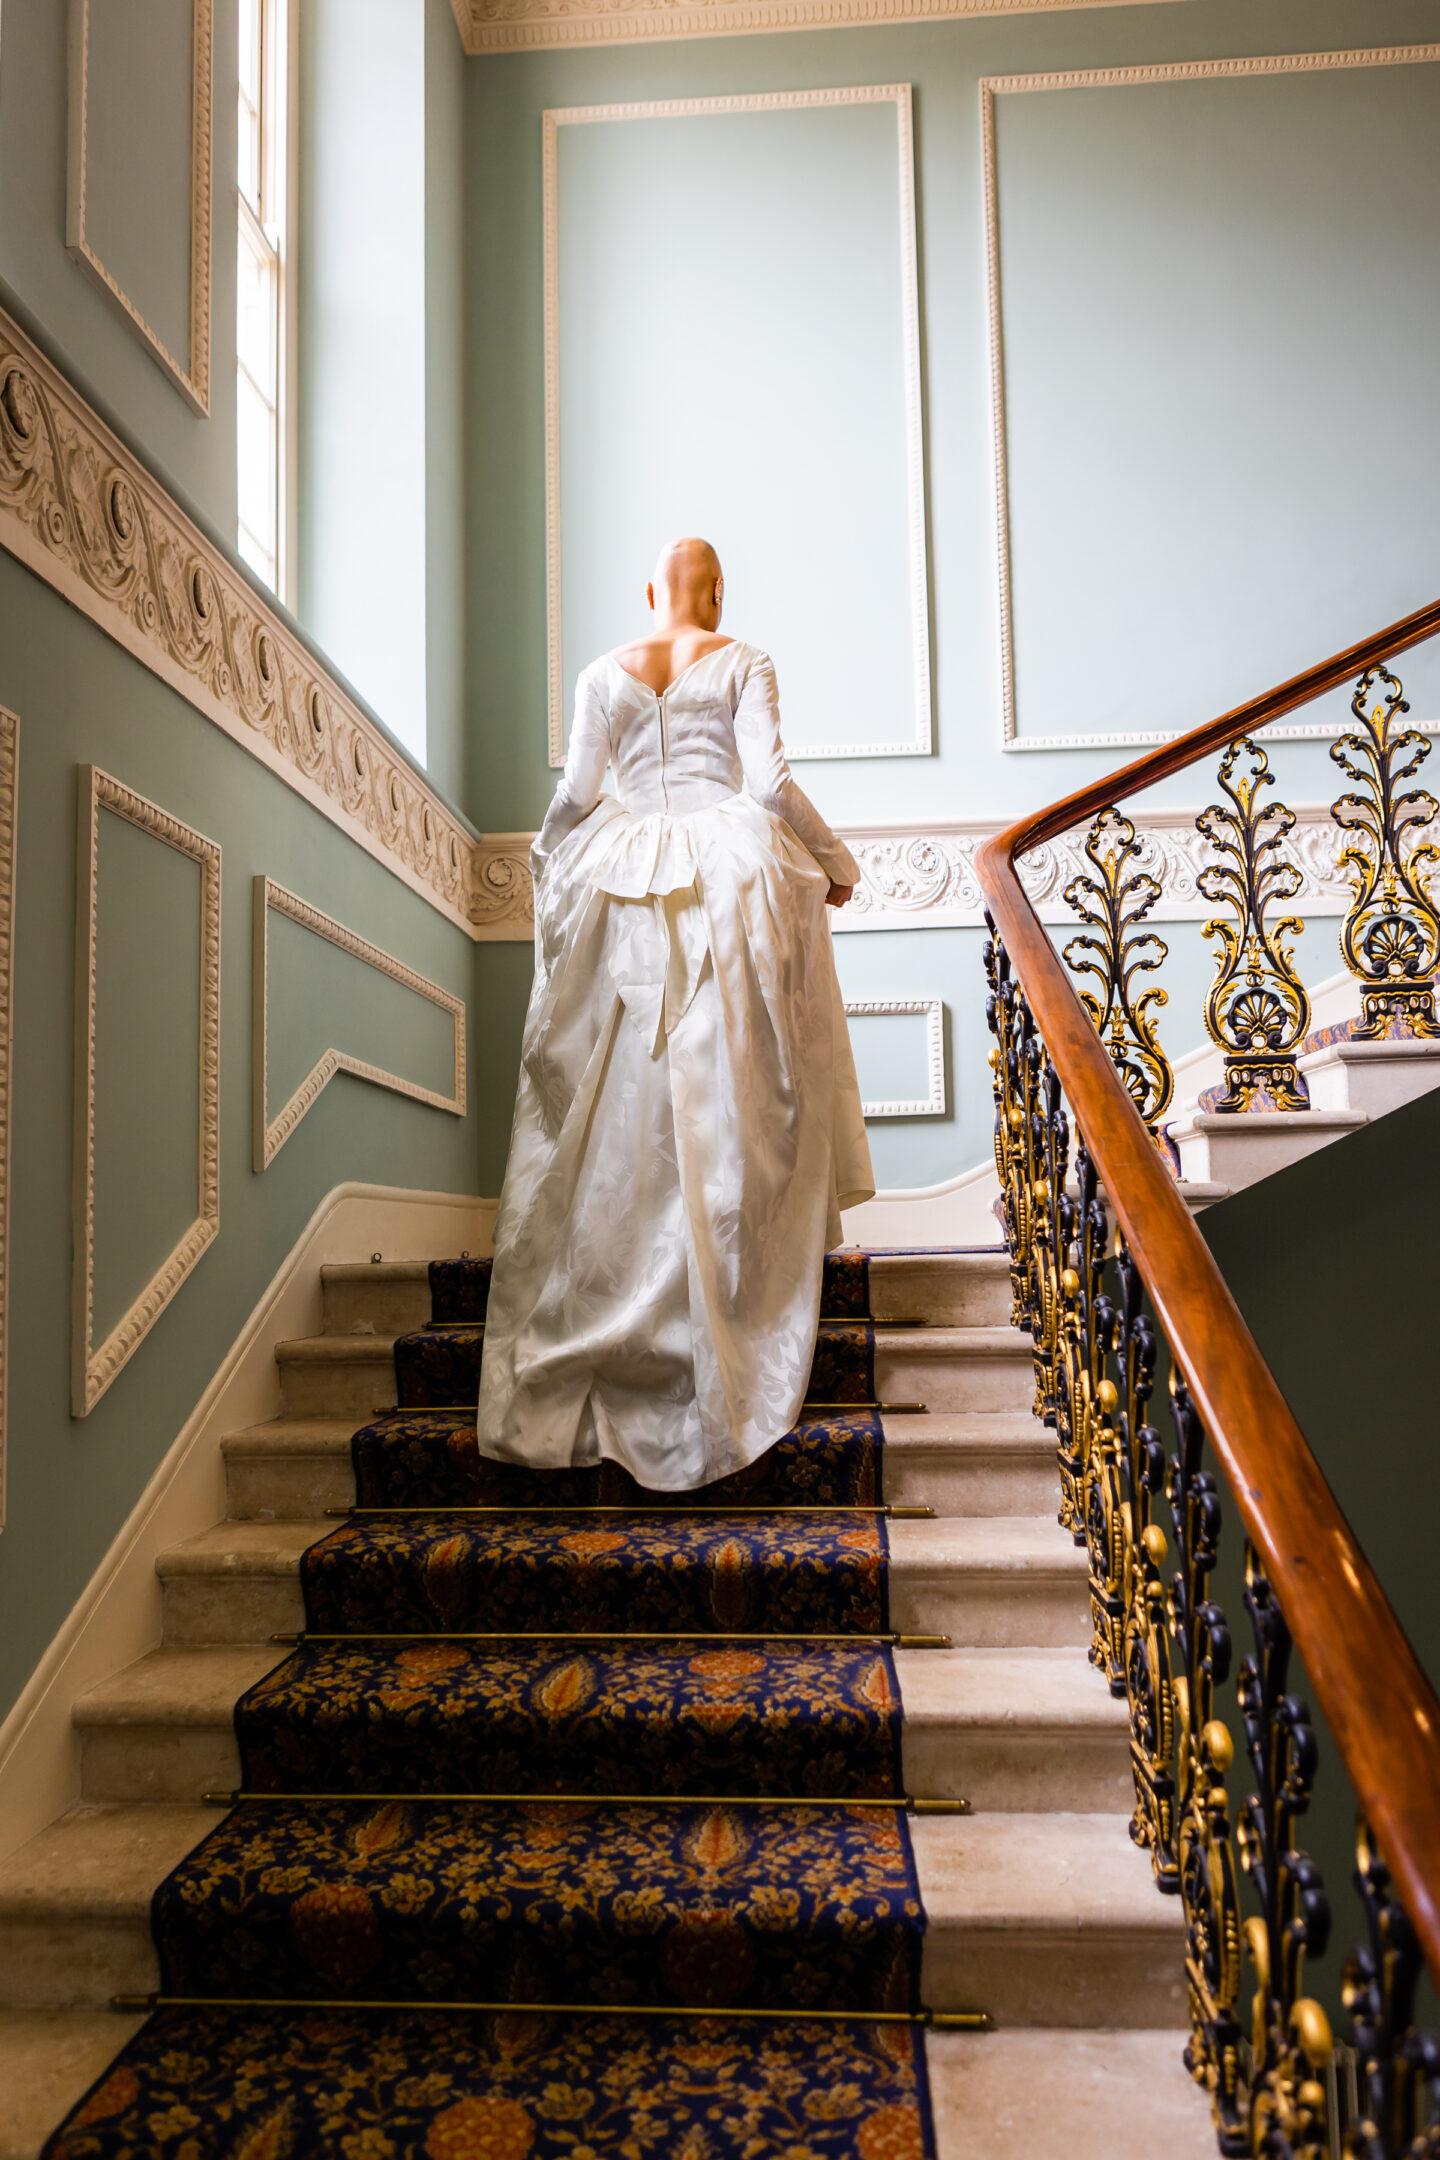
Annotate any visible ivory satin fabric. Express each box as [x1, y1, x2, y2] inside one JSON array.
[[477, 641, 875, 1492]]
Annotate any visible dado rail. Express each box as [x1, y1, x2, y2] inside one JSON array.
[[977, 597, 1440, 2159]]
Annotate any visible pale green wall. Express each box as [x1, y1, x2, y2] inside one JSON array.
[[0, 549, 479, 1727], [0, 0, 238, 537], [464, 0, 1440, 1188]]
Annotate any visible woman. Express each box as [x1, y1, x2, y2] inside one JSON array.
[[477, 538, 874, 1492]]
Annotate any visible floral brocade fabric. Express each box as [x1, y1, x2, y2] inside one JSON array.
[[50, 2007, 935, 2160], [43, 1246, 937, 2160]]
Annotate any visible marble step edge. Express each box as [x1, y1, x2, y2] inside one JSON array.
[[277, 1322, 1030, 1365], [0, 2013, 1214, 2160], [0, 1803, 1182, 2025], [220, 1410, 1051, 1460], [72, 1645, 1131, 1815]]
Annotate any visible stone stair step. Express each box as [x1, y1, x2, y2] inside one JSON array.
[[275, 1336, 398, 1419], [914, 1811, 1186, 2027], [156, 1521, 323, 1644], [880, 1413, 1057, 1516], [0, 1805, 212, 2008], [0, 2008, 147, 2160], [867, 1251, 1010, 1327], [888, 1518, 1089, 1646], [222, 1419, 356, 1520], [928, 2027, 1216, 2158], [896, 1648, 1129, 1812], [875, 1328, 1033, 1414], [74, 1647, 286, 1803], [320, 1260, 432, 1337]]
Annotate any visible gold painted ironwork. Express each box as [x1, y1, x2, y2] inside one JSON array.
[[1062, 807, 1174, 1133], [1196, 737, 1312, 1110], [272, 1631, 954, 1649], [1331, 664, 1440, 1039], [981, 922, 1440, 2159], [111, 1992, 992, 2030]]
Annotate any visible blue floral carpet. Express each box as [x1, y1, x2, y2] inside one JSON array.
[[44, 1252, 938, 2158]]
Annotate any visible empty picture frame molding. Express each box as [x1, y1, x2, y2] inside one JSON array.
[[543, 85, 929, 768], [66, 0, 215, 412], [845, 997, 945, 1117], [253, 878, 467, 1171], [983, 42, 1440, 753], [0, 712, 17, 1523], [73, 768, 221, 1418]]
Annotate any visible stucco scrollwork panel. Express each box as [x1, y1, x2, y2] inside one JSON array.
[[73, 768, 221, 1420], [253, 879, 468, 1171], [0, 305, 482, 938]]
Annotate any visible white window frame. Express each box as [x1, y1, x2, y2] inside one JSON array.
[[236, 0, 297, 605]]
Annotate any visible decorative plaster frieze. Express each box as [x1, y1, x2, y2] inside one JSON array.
[[0, 305, 482, 938], [66, 0, 214, 413], [457, 0, 1182, 57], [73, 768, 221, 1419], [0, 711, 15, 1526], [542, 87, 929, 767], [470, 805, 1415, 940], [254, 879, 468, 1170], [983, 44, 1440, 752], [844, 998, 946, 1116]]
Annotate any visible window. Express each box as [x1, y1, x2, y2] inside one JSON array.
[[236, 0, 289, 595]]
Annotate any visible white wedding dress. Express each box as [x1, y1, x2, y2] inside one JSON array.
[[477, 640, 874, 1492]]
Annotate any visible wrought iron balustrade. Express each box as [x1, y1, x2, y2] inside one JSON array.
[[976, 598, 1440, 2159]]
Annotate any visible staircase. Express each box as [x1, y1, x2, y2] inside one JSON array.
[[0, 1247, 1217, 2159]]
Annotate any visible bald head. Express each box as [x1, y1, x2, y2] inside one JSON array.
[[649, 536, 724, 630]]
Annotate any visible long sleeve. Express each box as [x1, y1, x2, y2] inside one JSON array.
[[732, 650, 860, 886], [531, 665, 612, 875]]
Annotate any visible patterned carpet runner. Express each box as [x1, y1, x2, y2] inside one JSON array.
[[45, 1253, 939, 2159]]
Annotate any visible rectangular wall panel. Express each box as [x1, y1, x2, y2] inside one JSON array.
[[987, 48, 1440, 749], [546, 88, 929, 765]]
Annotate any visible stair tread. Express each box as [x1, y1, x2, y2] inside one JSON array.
[[879, 1414, 1049, 1451], [74, 1646, 287, 1726], [877, 1326, 1028, 1355], [222, 1419, 357, 1457], [157, 1520, 327, 1575], [0, 2009, 148, 2160], [927, 2027, 1216, 2160], [888, 1516, 1088, 1574], [321, 1262, 431, 1283], [275, 1335, 397, 1363], [895, 1647, 1128, 1729], [913, 1812, 1183, 1932], [0, 1805, 213, 1916]]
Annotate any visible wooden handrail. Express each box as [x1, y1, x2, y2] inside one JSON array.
[[977, 594, 1440, 1989]]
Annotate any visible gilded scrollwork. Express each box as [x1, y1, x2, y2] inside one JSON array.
[[1196, 739, 1312, 1111], [1063, 806, 1175, 1132], [1330, 666, 1440, 1039]]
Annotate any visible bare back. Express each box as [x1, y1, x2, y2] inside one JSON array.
[[610, 629, 734, 697]]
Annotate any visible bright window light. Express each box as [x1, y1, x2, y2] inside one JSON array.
[[236, 0, 287, 593]]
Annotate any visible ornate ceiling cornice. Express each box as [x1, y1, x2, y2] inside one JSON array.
[[452, 0, 1179, 57], [0, 306, 484, 939]]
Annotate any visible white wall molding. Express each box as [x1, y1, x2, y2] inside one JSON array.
[[458, 0, 1186, 58], [66, 0, 214, 412], [845, 997, 945, 1115], [0, 712, 16, 1532], [470, 803, 1405, 939], [0, 304, 484, 937], [983, 43, 1440, 752], [0, 1182, 493, 1868], [254, 878, 468, 1170], [542, 86, 929, 767], [73, 768, 221, 1419]]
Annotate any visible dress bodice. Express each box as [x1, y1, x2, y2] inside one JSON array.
[[533, 641, 859, 887]]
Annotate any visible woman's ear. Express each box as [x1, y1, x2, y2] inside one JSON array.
[[646, 581, 656, 613]]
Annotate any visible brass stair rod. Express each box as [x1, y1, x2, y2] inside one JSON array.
[[200, 1790, 970, 1813], [272, 1630, 952, 1648], [324, 1503, 935, 1519], [378, 1401, 928, 1415], [110, 1991, 991, 2032]]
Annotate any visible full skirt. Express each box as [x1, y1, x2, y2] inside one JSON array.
[[477, 793, 874, 1491]]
